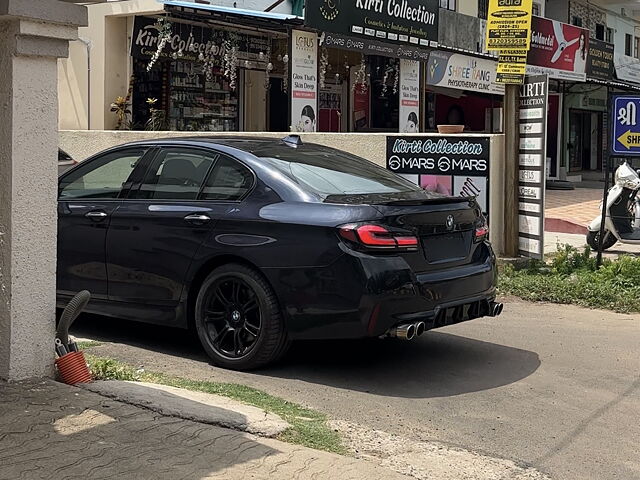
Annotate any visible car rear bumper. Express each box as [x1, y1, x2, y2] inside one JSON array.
[[265, 243, 497, 340]]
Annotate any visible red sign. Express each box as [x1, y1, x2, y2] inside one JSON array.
[[526, 16, 589, 81]]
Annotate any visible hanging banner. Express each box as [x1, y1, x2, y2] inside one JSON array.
[[518, 74, 548, 259], [614, 54, 640, 86], [290, 30, 318, 133], [586, 39, 614, 81], [399, 59, 420, 133], [426, 51, 504, 94], [385, 136, 491, 219], [305, 0, 439, 48], [486, 0, 533, 51], [525, 16, 588, 82]]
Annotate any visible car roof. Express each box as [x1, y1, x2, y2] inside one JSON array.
[[122, 136, 333, 156]]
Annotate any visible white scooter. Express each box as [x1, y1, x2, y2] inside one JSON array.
[[587, 161, 640, 251]]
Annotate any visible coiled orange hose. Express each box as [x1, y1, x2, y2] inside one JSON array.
[[55, 351, 92, 385]]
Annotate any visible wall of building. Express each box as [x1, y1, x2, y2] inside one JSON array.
[[569, 1, 606, 36], [438, 9, 486, 52], [607, 10, 638, 52], [545, 0, 569, 22], [457, 2, 477, 17]]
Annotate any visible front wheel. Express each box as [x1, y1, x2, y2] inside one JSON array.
[[586, 230, 617, 251], [195, 264, 290, 370]]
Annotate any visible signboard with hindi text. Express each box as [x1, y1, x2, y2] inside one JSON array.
[[612, 96, 640, 155], [518, 74, 548, 259]]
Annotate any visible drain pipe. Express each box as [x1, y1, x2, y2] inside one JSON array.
[[77, 37, 92, 130]]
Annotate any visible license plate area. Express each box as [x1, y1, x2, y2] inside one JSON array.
[[422, 232, 469, 263]]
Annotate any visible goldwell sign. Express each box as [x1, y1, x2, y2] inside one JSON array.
[[290, 30, 318, 133]]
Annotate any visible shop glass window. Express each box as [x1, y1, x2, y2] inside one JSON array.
[[135, 148, 216, 200], [532, 3, 540, 16], [571, 16, 582, 27], [635, 37, 640, 59], [59, 149, 146, 199], [595, 24, 605, 40], [626, 34, 633, 56], [200, 156, 253, 201], [439, 0, 456, 11], [606, 28, 613, 43]]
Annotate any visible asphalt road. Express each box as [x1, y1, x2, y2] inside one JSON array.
[[73, 299, 640, 480]]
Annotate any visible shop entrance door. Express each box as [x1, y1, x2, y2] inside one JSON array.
[[568, 110, 602, 172], [268, 77, 289, 132]]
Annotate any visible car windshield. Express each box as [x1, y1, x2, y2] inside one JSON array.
[[255, 146, 442, 203]]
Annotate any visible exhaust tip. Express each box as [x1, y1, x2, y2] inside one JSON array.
[[390, 323, 416, 340], [415, 321, 426, 337], [491, 302, 504, 317]]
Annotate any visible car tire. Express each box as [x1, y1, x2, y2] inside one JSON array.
[[586, 230, 617, 251], [195, 263, 290, 370]]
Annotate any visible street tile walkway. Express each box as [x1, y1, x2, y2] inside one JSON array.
[[545, 188, 602, 227]]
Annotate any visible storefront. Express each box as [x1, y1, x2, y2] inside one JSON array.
[[303, 0, 439, 133], [425, 50, 504, 133]]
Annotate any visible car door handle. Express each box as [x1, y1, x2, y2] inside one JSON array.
[[184, 213, 211, 224], [85, 210, 108, 220]]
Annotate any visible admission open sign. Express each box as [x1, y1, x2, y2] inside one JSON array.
[[486, 0, 533, 51]]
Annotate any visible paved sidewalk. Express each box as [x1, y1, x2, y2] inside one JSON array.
[[545, 188, 601, 233], [0, 379, 410, 480], [545, 231, 640, 256]]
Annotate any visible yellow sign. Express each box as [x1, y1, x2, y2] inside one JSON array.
[[497, 62, 526, 74], [496, 72, 525, 84], [486, 0, 534, 51], [617, 130, 640, 149]]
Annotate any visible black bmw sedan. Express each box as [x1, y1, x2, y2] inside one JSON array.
[[57, 136, 499, 370]]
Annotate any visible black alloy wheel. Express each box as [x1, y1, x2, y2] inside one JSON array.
[[195, 264, 290, 370], [586, 229, 617, 251]]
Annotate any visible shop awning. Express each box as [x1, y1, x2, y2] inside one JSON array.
[[160, 0, 303, 32]]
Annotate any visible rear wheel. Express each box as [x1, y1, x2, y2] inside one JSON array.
[[586, 230, 617, 251], [195, 264, 290, 370]]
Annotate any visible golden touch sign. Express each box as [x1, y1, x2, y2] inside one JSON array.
[[486, 0, 533, 84]]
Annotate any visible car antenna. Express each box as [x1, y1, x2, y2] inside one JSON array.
[[282, 135, 303, 148]]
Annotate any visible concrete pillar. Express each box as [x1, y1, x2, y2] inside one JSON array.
[[0, 0, 87, 381]]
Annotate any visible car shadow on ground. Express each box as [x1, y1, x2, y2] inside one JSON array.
[[72, 315, 541, 399]]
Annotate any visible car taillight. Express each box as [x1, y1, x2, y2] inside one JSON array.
[[339, 224, 418, 250], [474, 222, 489, 242]]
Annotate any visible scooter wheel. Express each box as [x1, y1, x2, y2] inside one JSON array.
[[586, 230, 617, 251]]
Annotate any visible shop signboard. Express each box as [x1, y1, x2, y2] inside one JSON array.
[[131, 16, 269, 63], [612, 96, 640, 155], [614, 54, 640, 86], [385, 136, 491, 218], [486, 0, 533, 51], [319, 31, 430, 62], [399, 59, 420, 133], [586, 39, 614, 81], [426, 51, 504, 95], [525, 16, 588, 82], [518, 74, 548, 259], [305, 0, 439, 48], [290, 29, 319, 133]]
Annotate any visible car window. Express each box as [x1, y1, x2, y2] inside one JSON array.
[[255, 146, 422, 200], [134, 148, 217, 200], [59, 148, 146, 199], [200, 155, 253, 201]]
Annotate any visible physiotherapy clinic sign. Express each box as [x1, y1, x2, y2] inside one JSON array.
[[386, 136, 491, 218], [305, 0, 439, 48], [426, 51, 504, 95]]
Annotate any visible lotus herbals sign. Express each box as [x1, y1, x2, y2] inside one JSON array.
[[518, 74, 548, 259], [399, 59, 420, 133], [290, 30, 318, 132], [305, 0, 439, 48], [386, 136, 491, 219]]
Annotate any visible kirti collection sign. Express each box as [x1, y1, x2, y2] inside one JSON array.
[[386, 136, 491, 217], [305, 0, 439, 49], [518, 74, 548, 259]]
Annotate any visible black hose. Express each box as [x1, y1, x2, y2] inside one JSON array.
[[56, 290, 91, 347]]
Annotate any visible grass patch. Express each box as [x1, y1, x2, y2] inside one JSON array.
[[85, 354, 344, 454], [76, 340, 102, 350], [499, 244, 640, 313]]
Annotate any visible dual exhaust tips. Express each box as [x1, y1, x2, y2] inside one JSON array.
[[387, 321, 426, 341], [386, 302, 504, 341]]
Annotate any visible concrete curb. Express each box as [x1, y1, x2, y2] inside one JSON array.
[[83, 380, 290, 437]]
